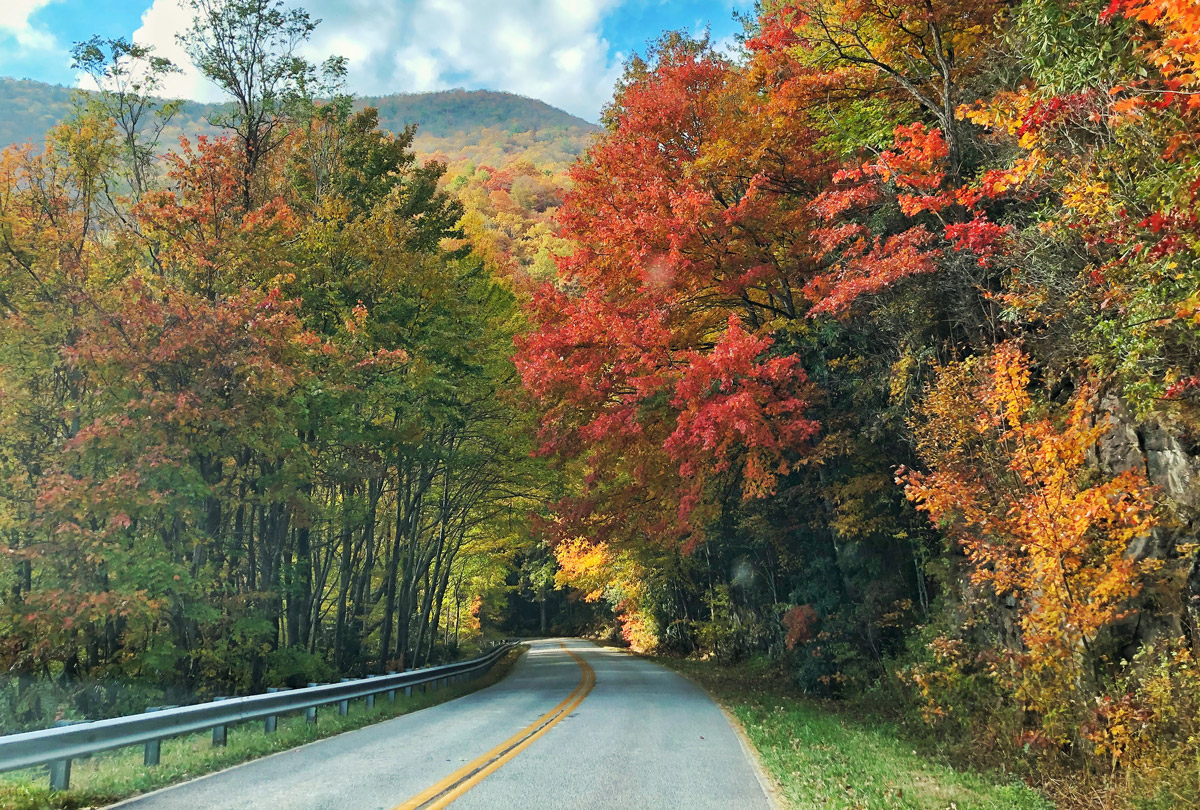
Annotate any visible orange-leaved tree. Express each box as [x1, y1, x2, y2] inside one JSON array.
[[902, 343, 1156, 738]]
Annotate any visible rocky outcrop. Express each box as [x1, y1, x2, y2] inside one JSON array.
[[1095, 393, 1200, 646]]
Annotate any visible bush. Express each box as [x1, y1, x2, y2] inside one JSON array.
[[0, 675, 166, 732], [265, 646, 334, 688], [692, 585, 774, 665]]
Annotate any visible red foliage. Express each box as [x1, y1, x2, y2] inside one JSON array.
[[783, 604, 820, 650], [806, 123, 1023, 314], [517, 41, 826, 549], [136, 136, 300, 292]]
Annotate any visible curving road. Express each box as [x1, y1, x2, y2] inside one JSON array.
[[109, 639, 774, 810]]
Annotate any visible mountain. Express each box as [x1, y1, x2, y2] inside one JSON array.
[[0, 77, 598, 168], [358, 88, 593, 139]]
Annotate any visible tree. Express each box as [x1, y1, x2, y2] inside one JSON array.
[[902, 344, 1156, 739], [755, 0, 1004, 176], [179, 0, 343, 208], [70, 36, 181, 199], [518, 35, 827, 554]]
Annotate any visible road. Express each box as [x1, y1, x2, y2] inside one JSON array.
[[110, 638, 774, 809]]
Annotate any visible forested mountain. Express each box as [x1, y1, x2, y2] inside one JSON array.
[[357, 88, 594, 138], [0, 77, 597, 165]]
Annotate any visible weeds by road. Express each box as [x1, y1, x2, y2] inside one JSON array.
[[661, 656, 1053, 810]]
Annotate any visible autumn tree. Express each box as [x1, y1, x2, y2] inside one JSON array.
[[903, 344, 1156, 738], [180, 0, 344, 208], [70, 36, 181, 199], [519, 36, 830, 556]]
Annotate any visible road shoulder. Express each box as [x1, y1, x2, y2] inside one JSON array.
[[653, 655, 1052, 810]]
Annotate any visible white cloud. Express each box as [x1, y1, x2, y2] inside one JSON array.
[[306, 0, 627, 120], [2, 0, 59, 52], [129, 0, 225, 102], [124, 0, 627, 120]]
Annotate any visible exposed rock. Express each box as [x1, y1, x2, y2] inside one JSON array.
[[1096, 393, 1200, 644], [1096, 393, 1200, 522]]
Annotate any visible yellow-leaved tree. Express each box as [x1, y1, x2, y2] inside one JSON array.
[[902, 343, 1155, 740]]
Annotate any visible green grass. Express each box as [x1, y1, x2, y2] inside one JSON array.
[[660, 658, 1054, 810], [0, 648, 525, 810]]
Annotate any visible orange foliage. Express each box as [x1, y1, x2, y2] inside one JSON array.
[[902, 345, 1156, 735]]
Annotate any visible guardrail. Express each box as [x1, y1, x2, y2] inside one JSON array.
[[0, 640, 519, 791]]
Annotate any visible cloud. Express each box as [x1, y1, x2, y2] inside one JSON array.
[[125, 0, 629, 121], [129, 0, 225, 102], [2, 0, 60, 53], [306, 0, 626, 120]]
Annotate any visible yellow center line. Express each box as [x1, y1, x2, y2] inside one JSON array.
[[391, 642, 596, 810]]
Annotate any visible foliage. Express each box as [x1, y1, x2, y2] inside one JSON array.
[[6, 0, 1200, 805], [515, 1, 1200, 806], [903, 344, 1157, 740], [0, 0, 551, 731]]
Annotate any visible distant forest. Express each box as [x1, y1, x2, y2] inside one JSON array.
[[0, 77, 598, 165]]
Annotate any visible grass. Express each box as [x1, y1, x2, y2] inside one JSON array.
[[0, 647, 525, 810], [659, 657, 1054, 810]]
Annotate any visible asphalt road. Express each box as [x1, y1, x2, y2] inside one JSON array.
[[111, 639, 774, 810]]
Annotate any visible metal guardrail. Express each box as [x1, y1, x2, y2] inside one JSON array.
[[0, 640, 519, 791]]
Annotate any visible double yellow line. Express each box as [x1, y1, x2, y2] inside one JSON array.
[[392, 642, 595, 810]]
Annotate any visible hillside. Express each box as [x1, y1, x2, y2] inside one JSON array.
[[0, 77, 597, 166]]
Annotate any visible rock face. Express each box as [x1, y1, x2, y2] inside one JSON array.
[[1095, 394, 1200, 646]]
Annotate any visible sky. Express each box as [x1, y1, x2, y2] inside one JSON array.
[[0, 0, 752, 122]]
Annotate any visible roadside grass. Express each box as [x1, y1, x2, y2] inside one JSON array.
[[660, 657, 1054, 810], [0, 647, 525, 810]]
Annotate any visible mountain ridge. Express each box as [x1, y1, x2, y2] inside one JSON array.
[[0, 77, 598, 164]]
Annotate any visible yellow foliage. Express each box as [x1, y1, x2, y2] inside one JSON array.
[[903, 344, 1157, 739], [553, 537, 614, 602]]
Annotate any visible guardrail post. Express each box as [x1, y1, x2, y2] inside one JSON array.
[[338, 679, 352, 716], [49, 758, 71, 792], [386, 672, 397, 701], [306, 683, 319, 723], [143, 706, 175, 765], [144, 737, 161, 766], [264, 688, 286, 733], [211, 697, 229, 746], [49, 720, 77, 791]]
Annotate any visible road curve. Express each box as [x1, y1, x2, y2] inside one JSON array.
[[109, 639, 773, 810]]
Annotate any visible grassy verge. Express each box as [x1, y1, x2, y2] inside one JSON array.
[[659, 657, 1053, 810], [0, 647, 525, 810]]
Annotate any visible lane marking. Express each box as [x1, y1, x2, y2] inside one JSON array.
[[392, 642, 595, 810]]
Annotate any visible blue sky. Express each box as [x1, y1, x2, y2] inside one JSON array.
[[1, 0, 751, 121]]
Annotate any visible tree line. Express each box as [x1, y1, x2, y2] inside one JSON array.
[[522, 0, 1200, 806], [0, 0, 545, 728]]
